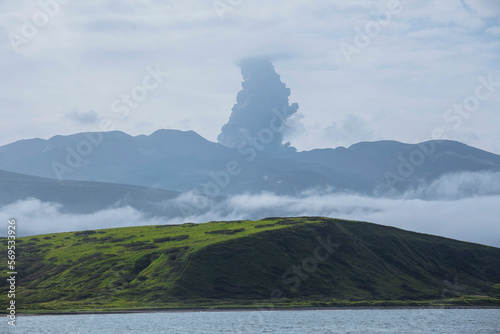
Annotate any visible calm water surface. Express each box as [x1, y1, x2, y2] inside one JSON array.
[[4, 309, 500, 334]]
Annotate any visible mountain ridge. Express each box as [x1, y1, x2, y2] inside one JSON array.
[[0, 169, 183, 215], [1, 129, 499, 197]]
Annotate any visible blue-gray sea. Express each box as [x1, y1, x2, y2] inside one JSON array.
[[4, 309, 500, 333]]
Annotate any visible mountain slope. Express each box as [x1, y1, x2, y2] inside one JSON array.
[[2, 217, 499, 312], [296, 140, 500, 193], [0, 169, 183, 216], [1, 130, 499, 197]]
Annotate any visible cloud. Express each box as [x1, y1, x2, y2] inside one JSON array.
[[465, 0, 500, 17], [324, 114, 376, 146], [0, 198, 169, 237], [285, 113, 377, 150], [63, 110, 100, 125], [405, 171, 500, 200], [217, 58, 299, 153]]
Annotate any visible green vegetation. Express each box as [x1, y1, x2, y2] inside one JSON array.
[[1, 217, 500, 313]]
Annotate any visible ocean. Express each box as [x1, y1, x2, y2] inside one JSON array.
[[4, 308, 500, 333]]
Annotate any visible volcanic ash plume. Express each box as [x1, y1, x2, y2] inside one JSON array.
[[217, 58, 299, 153]]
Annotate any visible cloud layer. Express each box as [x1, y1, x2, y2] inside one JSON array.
[[405, 171, 500, 200], [2, 172, 499, 247]]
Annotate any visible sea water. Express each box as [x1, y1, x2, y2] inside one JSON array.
[[3, 309, 499, 334]]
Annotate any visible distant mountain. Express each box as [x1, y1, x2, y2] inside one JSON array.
[[0, 129, 499, 197], [296, 139, 500, 195], [3, 217, 499, 311], [0, 169, 185, 216]]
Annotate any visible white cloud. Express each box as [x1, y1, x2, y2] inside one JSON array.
[[285, 113, 377, 150], [63, 110, 99, 125], [0, 198, 169, 236], [405, 171, 500, 200]]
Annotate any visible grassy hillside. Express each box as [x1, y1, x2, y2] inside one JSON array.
[[2, 217, 500, 312]]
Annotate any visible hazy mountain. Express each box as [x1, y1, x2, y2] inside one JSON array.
[[0, 130, 499, 198], [0, 169, 185, 216], [295, 139, 500, 195]]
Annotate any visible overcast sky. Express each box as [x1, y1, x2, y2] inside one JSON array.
[[1, 0, 499, 153]]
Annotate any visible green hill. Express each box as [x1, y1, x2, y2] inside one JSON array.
[[2, 217, 500, 312]]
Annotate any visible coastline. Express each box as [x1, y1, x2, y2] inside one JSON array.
[[18, 305, 500, 316]]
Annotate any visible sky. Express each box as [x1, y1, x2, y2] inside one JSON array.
[[1, 0, 500, 154]]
